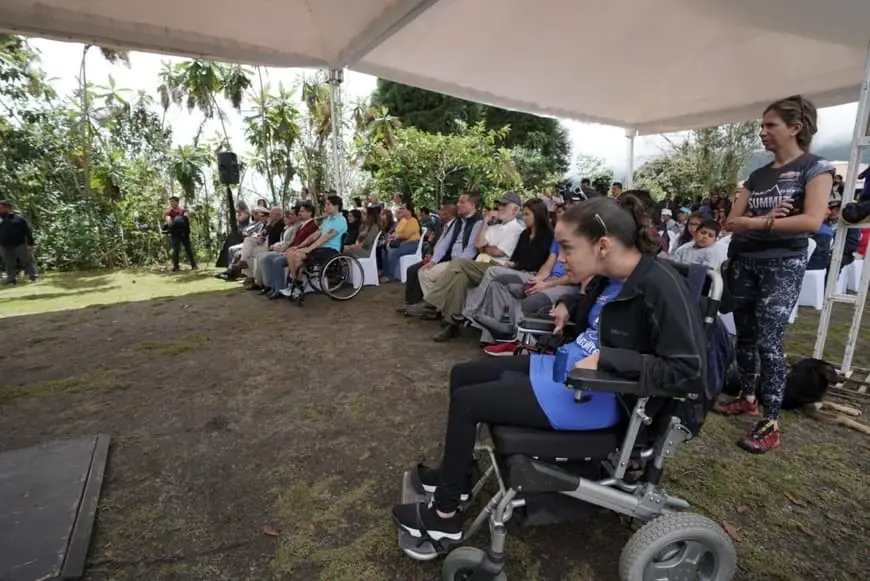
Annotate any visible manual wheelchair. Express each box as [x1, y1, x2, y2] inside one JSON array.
[[397, 262, 737, 581], [286, 251, 365, 305]]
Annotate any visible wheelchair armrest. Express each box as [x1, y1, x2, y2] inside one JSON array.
[[517, 317, 574, 334], [566, 368, 686, 399]]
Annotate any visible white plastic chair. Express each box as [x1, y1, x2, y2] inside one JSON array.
[[399, 227, 427, 283], [795, 238, 820, 311], [846, 258, 863, 292], [353, 231, 382, 287]]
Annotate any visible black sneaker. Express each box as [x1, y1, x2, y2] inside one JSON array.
[[411, 464, 473, 502], [392, 499, 463, 542], [2, 279, 16, 286]]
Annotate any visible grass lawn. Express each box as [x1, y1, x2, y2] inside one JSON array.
[[0, 271, 867, 581], [0, 267, 226, 318]]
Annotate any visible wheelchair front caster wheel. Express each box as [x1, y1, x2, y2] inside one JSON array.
[[619, 513, 737, 581], [441, 547, 507, 581]]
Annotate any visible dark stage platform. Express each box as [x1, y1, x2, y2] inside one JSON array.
[[0, 435, 110, 581]]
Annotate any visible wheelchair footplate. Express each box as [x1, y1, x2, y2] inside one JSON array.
[[398, 470, 450, 561]]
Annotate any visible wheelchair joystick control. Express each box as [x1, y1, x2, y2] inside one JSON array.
[[499, 305, 511, 324]]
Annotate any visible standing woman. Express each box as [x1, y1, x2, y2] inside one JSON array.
[[716, 95, 834, 453]]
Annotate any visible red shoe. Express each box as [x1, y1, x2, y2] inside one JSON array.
[[483, 342, 520, 357], [738, 419, 781, 453], [713, 398, 759, 417]]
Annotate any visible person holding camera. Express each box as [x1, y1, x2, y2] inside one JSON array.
[[164, 196, 197, 272], [0, 200, 38, 285]]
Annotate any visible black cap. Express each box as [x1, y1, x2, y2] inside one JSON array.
[[0, 200, 11, 208], [564, 187, 586, 203]]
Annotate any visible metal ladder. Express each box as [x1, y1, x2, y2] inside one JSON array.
[[812, 43, 870, 381]]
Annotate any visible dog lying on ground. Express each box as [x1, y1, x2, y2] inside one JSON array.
[[723, 358, 836, 405], [723, 358, 869, 433], [781, 358, 838, 410]]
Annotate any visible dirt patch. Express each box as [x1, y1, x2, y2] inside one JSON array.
[[0, 283, 868, 581]]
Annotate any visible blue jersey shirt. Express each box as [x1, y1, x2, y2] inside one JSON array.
[[548, 239, 566, 279], [529, 280, 624, 430]]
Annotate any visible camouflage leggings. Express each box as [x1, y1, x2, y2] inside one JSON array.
[[728, 254, 806, 420]]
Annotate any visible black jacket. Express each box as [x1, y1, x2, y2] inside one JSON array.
[[0, 212, 34, 248], [560, 275, 607, 336], [562, 255, 707, 398], [266, 220, 285, 246]]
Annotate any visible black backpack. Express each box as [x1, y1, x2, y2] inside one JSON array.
[[170, 214, 190, 235]]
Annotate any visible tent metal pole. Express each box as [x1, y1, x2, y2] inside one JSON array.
[[625, 129, 637, 188], [327, 68, 345, 200], [812, 40, 870, 375]]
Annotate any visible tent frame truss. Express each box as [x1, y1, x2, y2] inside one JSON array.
[[814, 42, 870, 380]]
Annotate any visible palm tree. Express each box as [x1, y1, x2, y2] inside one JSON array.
[[245, 81, 302, 206], [93, 74, 131, 111], [349, 99, 401, 169], [169, 145, 211, 203], [79, 45, 129, 198], [296, 74, 333, 196]]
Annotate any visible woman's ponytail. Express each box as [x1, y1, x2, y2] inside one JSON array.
[[617, 190, 661, 254]]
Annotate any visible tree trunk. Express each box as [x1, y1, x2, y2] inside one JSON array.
[[80, 45, 92, 198], [202, 180, 212, 256], [257, 66, 277, 204]]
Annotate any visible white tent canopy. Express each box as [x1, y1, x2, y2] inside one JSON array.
[[1, 0, 868, 134]]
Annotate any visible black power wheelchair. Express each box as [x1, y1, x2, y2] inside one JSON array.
[[397, 261, 737, 581]]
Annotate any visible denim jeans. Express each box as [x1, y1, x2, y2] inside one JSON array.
[[385, 240, 419, 280], [263, 252, 288, 290]]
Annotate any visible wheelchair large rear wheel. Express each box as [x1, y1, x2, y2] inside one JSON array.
[[442, 547, 507, 581], [318, 255, 364, 301], [619, 513, 736, 581]]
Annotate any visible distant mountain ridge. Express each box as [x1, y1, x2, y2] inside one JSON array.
[[743, 139, 854, 176]]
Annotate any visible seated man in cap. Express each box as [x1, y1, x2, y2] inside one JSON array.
[[405, 192, 525, 341]]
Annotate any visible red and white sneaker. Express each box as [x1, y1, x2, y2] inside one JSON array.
[[483, 342, 520, 357], [713, 398, 759, 417], [738, 419, 781, 453]]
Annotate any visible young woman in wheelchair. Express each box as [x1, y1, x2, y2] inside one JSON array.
[[392, 193, 707, 542]]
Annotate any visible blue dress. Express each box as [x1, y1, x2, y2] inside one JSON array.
[[529, 281, 624, 430]]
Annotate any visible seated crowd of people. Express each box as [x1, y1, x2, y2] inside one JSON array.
[[212, 191, 445, 301]]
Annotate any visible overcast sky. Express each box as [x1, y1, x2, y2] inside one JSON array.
[[30, 38, 860, 192]]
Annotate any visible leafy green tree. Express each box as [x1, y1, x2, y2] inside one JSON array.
[[634, 122, 759, 199], [370, 123, 520, 209], [370, 80, 570, 182], [349, 99, 401, 171], [370, 79, 483, 134], [78, 45, 129, 200]]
